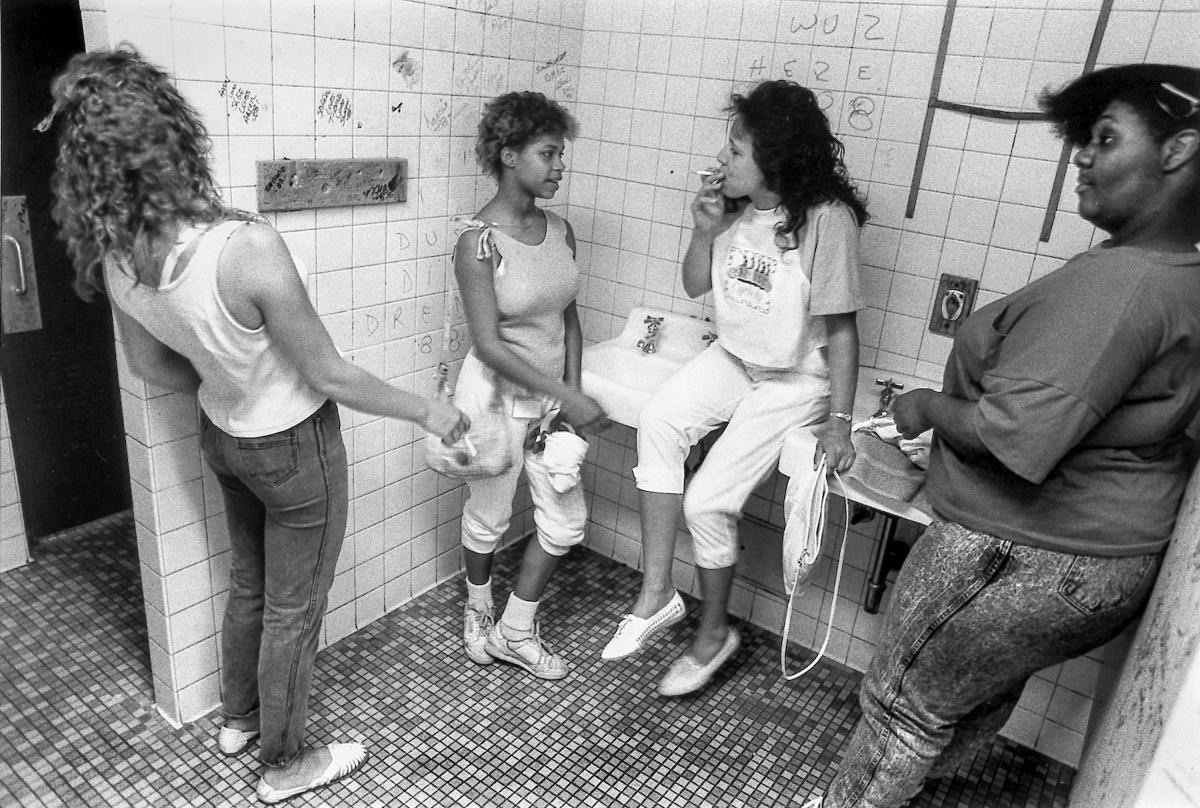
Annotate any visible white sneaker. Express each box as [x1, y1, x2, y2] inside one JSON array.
[[216, 725, 259, 756], [601, 590, 686, 660], [463, 604, 494, 665], [255, 742, 367, 804]]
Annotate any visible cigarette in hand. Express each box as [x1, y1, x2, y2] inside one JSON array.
[[462, 434, 478, 460]]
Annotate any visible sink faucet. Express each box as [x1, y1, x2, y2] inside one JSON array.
[[637, 315, 663, 354], [701, 331, 717, 346], [874, 378, 905, 417]]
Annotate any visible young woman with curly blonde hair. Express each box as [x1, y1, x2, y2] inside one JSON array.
[[46, 46, 468, 804]]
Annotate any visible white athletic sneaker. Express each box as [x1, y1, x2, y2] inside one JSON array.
[[255, 743, 367, 804], [463, 603, 495, 665]]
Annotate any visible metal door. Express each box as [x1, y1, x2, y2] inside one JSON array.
[[1, 0, 131, 541]]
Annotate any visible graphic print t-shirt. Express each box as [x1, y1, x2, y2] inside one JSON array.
[[711, 202, 863, 369]]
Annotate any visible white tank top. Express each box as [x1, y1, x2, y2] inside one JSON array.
[[105, 220, 325, 437]]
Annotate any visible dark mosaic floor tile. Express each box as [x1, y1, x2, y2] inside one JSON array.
[[0, 511, 1074, 808]]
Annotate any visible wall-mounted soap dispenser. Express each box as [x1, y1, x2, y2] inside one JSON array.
[[928, 273, 979, 337]]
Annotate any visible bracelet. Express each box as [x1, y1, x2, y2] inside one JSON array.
[[828, 411, 853, 423]]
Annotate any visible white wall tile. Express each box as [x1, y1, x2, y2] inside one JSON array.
[[88, 0, 1199, 765], [1147, 12, 1200, 64]]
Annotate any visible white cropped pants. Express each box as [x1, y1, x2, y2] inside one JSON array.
[[456, 353, 587, 558], [634, 342, 829, 569]]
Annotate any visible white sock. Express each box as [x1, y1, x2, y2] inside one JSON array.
[[466, 578, 492, 612], [500, 593, 539, 637]]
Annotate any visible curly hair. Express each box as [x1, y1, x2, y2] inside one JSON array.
[[1040, 63, 1200, 147], [475, 91, 579, 177], [726, 80, 868, 243], [46, 46, 227, 300]]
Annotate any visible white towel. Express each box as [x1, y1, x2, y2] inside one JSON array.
[[542, 430, 588, 493], [852, 415, 932, 470]]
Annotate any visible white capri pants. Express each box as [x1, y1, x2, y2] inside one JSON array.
[[634, 342, 829, 569], [456, 353, 587, 558]]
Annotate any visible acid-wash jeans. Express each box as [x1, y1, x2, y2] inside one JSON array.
[[200, 399, 348, 768], [822, 520, 1161, 808]]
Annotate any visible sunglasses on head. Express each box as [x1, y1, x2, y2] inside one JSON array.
[[1156, 82, 1200, 121]]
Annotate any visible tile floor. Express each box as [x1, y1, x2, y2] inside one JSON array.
[[0, 512, 1074, 807]]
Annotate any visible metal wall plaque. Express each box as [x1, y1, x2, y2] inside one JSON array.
[[255, 159, 407, 212]]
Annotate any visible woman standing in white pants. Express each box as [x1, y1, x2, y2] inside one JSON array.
[[453, 91, 608, 681]]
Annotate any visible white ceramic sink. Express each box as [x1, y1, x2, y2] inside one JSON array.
[[584, 311, 939, 524], [582, 307, 714, 428]]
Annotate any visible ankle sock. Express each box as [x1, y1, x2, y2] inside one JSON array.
[[500, 593, 539, 638], [467, 578, 493, 612]]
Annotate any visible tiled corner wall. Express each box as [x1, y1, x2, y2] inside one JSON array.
[[84, 0, 584, 725], [74, 0, 1198, 771], [0, 381, 31, 573], [561, 0, 1200, 768]]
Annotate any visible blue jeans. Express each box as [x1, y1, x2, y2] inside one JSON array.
[[823, 520, 1161, 808], [200, 400, 348, 767]]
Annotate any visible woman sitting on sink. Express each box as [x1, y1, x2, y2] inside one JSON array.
[[601, 79, 868, 696]]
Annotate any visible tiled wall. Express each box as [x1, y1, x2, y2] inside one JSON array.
[[84, 0, 583, 725], [76, 0, 1198, 771], [0, 381, 31, 573], [559, 0, 1199, 769]]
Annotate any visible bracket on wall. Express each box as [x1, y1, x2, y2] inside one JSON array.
[[905, 0, 1115, 243], [256, 158, 407, 212], [928, 273, 978, 337]]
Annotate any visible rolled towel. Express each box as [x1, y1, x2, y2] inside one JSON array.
[[542, 430, 589, 493], [852, 415, 933, 472], [845, 430, 926, 503]]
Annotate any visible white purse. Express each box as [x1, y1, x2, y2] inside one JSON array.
[[423, 362, 515, 480], [780, 427, 849, 681]]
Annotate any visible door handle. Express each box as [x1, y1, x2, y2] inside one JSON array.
[[3, 234, 29, 295], [1, 195, 43, 333]]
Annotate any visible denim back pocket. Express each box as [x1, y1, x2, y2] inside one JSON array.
[[235, 431, 301, 487], [1057, 553, 1160, 615]]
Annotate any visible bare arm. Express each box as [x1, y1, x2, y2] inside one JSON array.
[[563, 300, 583, 389], [681, 232, 715, 299], [683, 173, 742, 298], [454, 228, 605, 430], [111, 305, 201, 395], [226, 223, 468, 442], [682, 174, 721, 298], [562, 221, 583, 391], [813, 312, 859, 473]]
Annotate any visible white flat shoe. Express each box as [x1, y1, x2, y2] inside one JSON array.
[[217, 725, 260, 756], [656, 627, 741, 697], [255, 743, 367, 804], [601, 591, 685, 660]]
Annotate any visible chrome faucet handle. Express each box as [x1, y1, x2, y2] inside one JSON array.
[[637, 315, 663, 353], [873, 378, 905, 417], [701, 331, 717, 345]]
